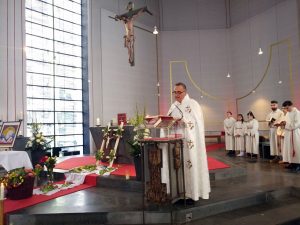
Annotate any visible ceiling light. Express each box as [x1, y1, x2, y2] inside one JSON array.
[[226, 73, 231, 78], [258, 48, 263, 55], [278, 80, 282, 84]]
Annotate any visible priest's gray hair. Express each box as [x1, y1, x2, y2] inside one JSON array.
[[175, 82, 187, 90]]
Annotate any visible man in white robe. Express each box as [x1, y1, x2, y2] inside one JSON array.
[[282, 100, 300, 172], [161, 82, 211, 201], [266, 100, 283, 162], [224, 112, 236, 156]]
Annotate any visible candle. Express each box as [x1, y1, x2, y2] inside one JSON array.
[[0, 183, 4, 200], [96, 118, 100, 126], [125, 170, 130, 180], [18, 111, 23, 120]]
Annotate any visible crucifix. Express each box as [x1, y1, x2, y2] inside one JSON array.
[[113, 2, 153, 66]]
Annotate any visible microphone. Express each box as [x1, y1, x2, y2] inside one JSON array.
[[167, 104, 176, 116], [175, 104, 183, 120], [168, 103, 183, 120]]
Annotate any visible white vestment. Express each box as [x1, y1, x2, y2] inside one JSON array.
[[245, 119, 259, 154], [284, 107, 300, 164], [279, 114, 290, 162], [266, 109, 284, 156], [224, 117, 236, 151], [161, 94, 211, 200], [233, 121, 246, 151]]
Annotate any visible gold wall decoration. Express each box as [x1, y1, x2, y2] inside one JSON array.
[[169, 39, 295, 109]]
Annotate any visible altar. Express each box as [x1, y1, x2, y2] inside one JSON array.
[[90, 125, 134, 164], [0, 151, 33, 171]]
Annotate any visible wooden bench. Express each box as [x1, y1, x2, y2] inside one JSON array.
[[205, 132, 224, 143]]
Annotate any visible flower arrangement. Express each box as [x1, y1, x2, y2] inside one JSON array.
[[40, 156, 57, 182], [26, 123, 52, 151], [0, 167, 35, 189], [34, 164, 43, 177], [127, 107, 150, 157]]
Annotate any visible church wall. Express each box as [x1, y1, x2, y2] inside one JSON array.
[[159, 29, 235, 131], [88, 0, 160, 152], [159, 0, 300, 132], [230, 0, 300, 130], [159, 0, 228, 31], [0, 0, 26, 135]]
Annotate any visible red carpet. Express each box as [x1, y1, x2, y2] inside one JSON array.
[[4, 174, 97, 214], [206, 143, 225, 152], [55, 156, 229, 173], [55, 157, 136, 177], [207, 157, 229, 170], [4, 156, 228, 214]]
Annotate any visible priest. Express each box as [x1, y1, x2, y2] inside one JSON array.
[[161, 82, 211, 201]]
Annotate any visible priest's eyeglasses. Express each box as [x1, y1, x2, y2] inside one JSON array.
[[172, 91, 185, 95]]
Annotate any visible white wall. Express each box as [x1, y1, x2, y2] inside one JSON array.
[[159, 0, 300, 131], [0, 0, 26, 134], [160, 29, 235, 131], [88, 0, 159, 152], [231, 0, 300, 129], [160, 0, 228, 30]]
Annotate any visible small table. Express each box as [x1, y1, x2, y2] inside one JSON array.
[[0, 151, 33, 171]]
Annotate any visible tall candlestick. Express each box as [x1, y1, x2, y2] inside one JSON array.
[[0, 199, 3, 225], [0, 183, 4, 200]]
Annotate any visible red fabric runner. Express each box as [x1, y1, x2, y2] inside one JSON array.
[[55, 158, 136, 177], [55, 156, 229, 172], [4, 174, 97, 214], [4, 155, 228, 214], [206, 143, 225, 152], [207, 157, 229, 170]]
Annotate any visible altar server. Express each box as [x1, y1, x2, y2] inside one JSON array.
[[224, 111, 236, 157], [282, 100, 300, 172], [266, 100, 284, 162], [234, 114, 246, 157], [245, 111, 259, 156], [278, 107, 289, 163]]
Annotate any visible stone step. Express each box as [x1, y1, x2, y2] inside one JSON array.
[[8, 187, 299, 225], [194, 197, 300, 225], [96, 165, 246, 193]]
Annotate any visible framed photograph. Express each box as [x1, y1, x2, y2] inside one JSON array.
[[0, 121, 21, 148]]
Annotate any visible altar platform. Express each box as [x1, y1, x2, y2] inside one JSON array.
[[5, 144, 300, 225]]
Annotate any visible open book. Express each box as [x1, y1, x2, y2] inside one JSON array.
[[145, 115, 176, 128]]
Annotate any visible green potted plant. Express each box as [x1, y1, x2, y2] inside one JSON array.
[[127, 107, 150, 181]]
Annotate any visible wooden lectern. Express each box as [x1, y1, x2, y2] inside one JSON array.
[[139, 116, 186, 224]]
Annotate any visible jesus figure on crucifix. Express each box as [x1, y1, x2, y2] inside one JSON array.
[[114, 2, 152, 66]]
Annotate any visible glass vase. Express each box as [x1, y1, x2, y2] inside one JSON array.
[[47, 168, 54, 183]]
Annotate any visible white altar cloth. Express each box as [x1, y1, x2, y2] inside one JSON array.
[[0, 151, 33, 171]]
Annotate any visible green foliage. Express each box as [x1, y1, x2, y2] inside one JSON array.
[[127, 105, 150, 157], [95, 149, 105, 161]]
